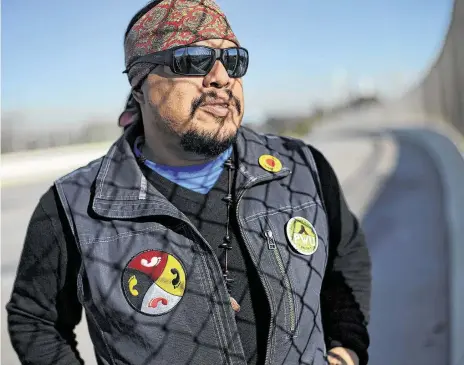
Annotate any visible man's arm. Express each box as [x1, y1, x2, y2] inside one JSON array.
[[6, 187, 84, 365], [309, 146, 372, 365]]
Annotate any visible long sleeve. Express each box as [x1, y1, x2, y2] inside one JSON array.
[[309, 146, 372, 365], [6, 187, 84, 365]]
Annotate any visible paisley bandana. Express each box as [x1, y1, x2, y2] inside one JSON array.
[[124, 0, 239, 89]]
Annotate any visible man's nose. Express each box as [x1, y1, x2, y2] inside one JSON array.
[[203, 60, 230, 88]]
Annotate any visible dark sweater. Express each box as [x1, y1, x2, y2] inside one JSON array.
[[6, 146, 370, 365]]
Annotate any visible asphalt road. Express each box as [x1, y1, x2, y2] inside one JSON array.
[[1, 128, 457, 365], [361, 133, 450, 365]]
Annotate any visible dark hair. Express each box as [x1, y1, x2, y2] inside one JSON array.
[[124, 0, 164, 40]]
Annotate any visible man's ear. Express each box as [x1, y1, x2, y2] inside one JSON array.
[[118, 111, 136, 127]]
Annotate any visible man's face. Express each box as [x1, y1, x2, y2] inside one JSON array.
[[136, 38, 245, 157]]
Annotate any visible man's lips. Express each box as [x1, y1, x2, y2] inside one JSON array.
[[199, 103, 230, 117]]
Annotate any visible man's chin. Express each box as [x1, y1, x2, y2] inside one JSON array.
[[179, 128, 238, 157]]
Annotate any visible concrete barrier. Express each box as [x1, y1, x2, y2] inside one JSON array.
[[390, 128, 464, 365], [395, 0, 464, 134]]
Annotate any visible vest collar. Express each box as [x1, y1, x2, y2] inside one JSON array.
[[92, 125, 291, 219]]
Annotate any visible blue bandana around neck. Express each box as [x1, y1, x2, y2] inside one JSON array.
[[133, 136, 233, 194]]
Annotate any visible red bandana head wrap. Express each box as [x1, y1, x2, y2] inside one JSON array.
[[124, 0, 239, 89]]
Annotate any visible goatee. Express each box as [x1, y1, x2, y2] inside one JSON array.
[[180, 129, 237, 157]]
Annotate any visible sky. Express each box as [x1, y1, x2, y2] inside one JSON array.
[[1, 0, 454, 127]]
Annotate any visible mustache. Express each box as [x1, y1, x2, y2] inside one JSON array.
[[190, 90, 242, 118]]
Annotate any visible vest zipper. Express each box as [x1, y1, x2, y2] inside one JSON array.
[[264, 229, 277, 250], [264, 229, 296, 333]]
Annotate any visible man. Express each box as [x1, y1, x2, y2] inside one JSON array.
[[6, 1, 371, 364]]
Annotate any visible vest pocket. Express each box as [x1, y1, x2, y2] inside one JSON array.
[[264, 229, 297, 335], [241, 215, 301, 342], [262, 202, 329, 364], [242, 200, 329, 353]]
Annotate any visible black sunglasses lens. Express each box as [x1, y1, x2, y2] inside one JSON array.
[[223, 48, 248, 78], [172, 46, 248, 77], [172, 47, 215, 75]]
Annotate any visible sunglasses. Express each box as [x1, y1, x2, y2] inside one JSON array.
[[123, 45, 249, 78]]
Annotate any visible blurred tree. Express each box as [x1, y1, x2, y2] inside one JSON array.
[[1, 124, 15, 153]]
